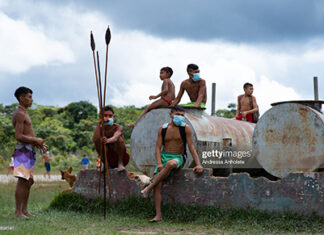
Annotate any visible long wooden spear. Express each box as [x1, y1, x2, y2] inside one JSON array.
[[90, 32, 103, 193], [96, 51, 111, 220], [90, 31, 112, 220], [103, 26, 111, 108], [102, 26, 112, 199]]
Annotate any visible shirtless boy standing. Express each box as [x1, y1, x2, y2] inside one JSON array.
[[172, 64, 207, 108], [12, 87, 46, 218], [141, 106, 204, 222], [235, 82, 258, 123], [128, 67, 175, 128], [42, 151, 51, 179]]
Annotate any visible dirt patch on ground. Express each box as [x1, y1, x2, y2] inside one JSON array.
[[0, 175, 62, 183], [116, 226, 223, 235]]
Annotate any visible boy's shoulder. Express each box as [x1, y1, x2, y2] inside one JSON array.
[[164, 78, 174, 83], [12, 108, 26, 119], [181, 78, 191, 86], [196, 78, 206, 85], [113, 123, 123, 128]]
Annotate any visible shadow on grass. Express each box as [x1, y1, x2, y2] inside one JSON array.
[[49, 193, 324, 233]]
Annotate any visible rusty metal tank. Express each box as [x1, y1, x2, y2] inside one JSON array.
[[253, 100, 324, 178], [131, 107, 258, 176]]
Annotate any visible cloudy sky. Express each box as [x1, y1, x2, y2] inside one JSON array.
[[0, 0, 323, 115]]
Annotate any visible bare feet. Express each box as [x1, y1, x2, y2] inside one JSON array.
[[127, 123, 135, 128], [149, 216, 162, 222], [117, 164, 126, 172], [15, 212, 27, 218], [141, 187, 149, 198], [23, 211, 35, 217]]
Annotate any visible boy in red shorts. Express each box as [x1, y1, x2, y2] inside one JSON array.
[[236, 83, 258, 123]]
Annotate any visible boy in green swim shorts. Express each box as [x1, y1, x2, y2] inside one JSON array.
[[141, 106, 203, 222], [171, 63, 207, 108]]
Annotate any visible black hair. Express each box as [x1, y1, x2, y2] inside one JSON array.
[[243, 83, 253, 89], [104, 105, 114, 114], [14, 86, 33, 102], [161, 67, 173, 77], [187, 63, 199, 72], [171, 105, 185, 113]]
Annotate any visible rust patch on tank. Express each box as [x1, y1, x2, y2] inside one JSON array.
[[263, 128, 278, 144], [298, 107, 309, 121]]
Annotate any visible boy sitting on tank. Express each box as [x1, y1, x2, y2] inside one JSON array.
[[128, 66, 175, 128], [235, 82, 258, 123], [171, 63, 207, 108], [141, 105, 204, 222]]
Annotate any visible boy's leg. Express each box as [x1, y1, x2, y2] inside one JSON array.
[[141, 160, 178, 197], [128, 99, 169, 128], [15, 178, 29, 218], [109, 136, 127, 171], [22, 177, 34, 217], [150, 180, 163, 222]]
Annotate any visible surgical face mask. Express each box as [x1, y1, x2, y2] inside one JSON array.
[[173, 115, 185, 126], [46, 151, 50, 155], [104, 118, 114, 126], [192, 73, 200, 82]]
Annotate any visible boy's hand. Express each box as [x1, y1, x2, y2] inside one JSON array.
[[101, 137, 106, 143], [157, 163, 164, 172], [149, 95, 157, 100], [34, 137, 45, 146], [102, 137, 110, 144], [193, 164, 203, 174]]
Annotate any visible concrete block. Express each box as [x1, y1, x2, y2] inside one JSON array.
[[73, 169, 324, 215]]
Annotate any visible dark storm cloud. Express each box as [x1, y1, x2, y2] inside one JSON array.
[[72, 0, 324, 43]]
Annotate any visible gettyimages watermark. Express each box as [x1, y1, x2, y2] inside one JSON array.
[[200, 150, 252, 168]]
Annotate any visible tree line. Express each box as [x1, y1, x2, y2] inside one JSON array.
[[0, 101, 143, 160], [0, 101, 236, 162]]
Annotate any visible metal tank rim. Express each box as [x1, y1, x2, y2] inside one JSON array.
[[271, 100, 324, 112]]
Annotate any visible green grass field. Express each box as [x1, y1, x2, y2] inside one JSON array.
[[0, 179, 323, 235]]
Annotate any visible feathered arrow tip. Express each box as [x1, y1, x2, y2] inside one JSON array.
[[105, 26, 111, 45], [90, 31, 95, 51]]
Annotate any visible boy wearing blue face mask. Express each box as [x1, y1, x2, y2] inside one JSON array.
[[127, 67, 175, 128], [141, 106, 204, 222], [93, 106, 130, 171], [172, 63, 207, 108]]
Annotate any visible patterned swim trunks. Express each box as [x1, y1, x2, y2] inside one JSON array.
[[13, 142, 35, 180]]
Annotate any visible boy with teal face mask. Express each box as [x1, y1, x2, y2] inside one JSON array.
[[93, 106, 130, 171], [141, 106, 204, 222], [172, 63, 207, 109]]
